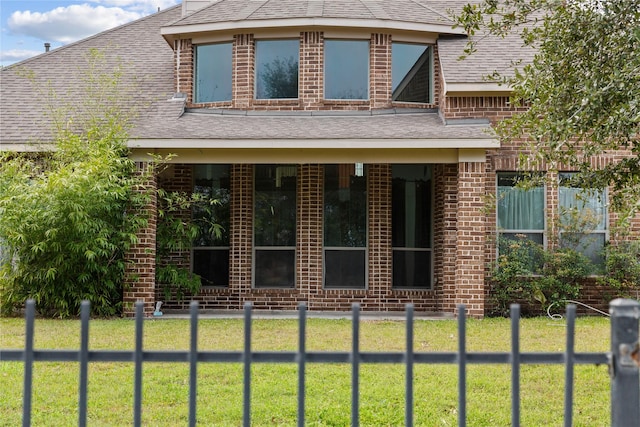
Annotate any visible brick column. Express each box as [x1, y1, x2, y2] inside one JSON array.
[[437, 164, 459, 314], [370, 34, 392, 109], [174, 39, 193, 103], [455, 161, 486, 317], [230, 164, 253, 307], [368, 164, 392, 302], [300, 31, 323, 109], [233, 34, 254, 109], [123, 162, 157, 317], [297, 165, 323, 306]]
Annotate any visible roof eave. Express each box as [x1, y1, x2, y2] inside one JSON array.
[[444, 82, 513, 97], [161, 17, 464, 43]]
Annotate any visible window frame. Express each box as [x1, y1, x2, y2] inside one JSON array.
[[191, 164, 231, 288], [193, 41, 233, 103], [558, 172, 608, 269], [322, 164, 368, 290], [391, 42, 433, 104], [391, 164, 434, 290], [323, 39, 370, 101], [252, 164, 298, 289], [496, 172, 546, 252], [254, 39, 300, 100]]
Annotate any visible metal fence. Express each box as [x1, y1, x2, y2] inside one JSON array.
[[2, 299, 639, 427]]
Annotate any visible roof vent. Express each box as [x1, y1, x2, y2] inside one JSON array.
[[44, 43, 51, 52]]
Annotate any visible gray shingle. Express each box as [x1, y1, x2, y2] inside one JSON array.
[[131, 105, 492, 141], [171, 0, 468, 27], [1, 6, 181, 146]]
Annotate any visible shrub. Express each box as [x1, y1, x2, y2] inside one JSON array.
[[490, 235, 592, 316], [598, 240, 640, 298]]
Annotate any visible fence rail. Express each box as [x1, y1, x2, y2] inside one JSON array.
[[2, 299, 639, 427]]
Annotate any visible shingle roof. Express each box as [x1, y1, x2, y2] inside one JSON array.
[[131, 105, 493, 142], [0, 1, 517, 149], [438, 32, 535, 84], [170, 0, 464, 27], [1, 6, 181, 147]]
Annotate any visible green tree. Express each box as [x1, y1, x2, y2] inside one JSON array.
[[259, 57, 298, 99], [0, 50, 149, 317], [455, 0, 640, 218]]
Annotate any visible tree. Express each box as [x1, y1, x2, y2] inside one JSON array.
[[0, 50, 150, 317], [455, 0, 640, 219], [258, 57, 298, 99]]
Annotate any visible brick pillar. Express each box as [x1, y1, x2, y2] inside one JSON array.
[[123, 162, 157, 317], [233, 34, 254, 109], [455, 161, 486, 318], [174, 39, 193, 103], [438, 164, 459, 314], [297, 165, 323, 306], [368, 164, 392, 303], [370, 34, 392, 109], [230, 164, 253, 307], [300, 31, 323, 109]]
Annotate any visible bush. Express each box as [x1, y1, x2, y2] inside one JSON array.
[[598, 240, 640, 298], [490, 235, 592, 316], [0, 49, 149, 317], [0, 134, 148, 317]]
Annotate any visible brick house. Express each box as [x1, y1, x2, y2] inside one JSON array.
[[1, 0, 636, 317]]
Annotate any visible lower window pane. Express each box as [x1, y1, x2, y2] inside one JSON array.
[[393, 250, 431, 288], [560, 232, 605, 267], [324, 249, 365, 289], [193, 249, 229, 287], [255, 249, 295, 288]]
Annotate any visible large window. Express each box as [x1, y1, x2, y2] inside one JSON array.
[[254, 165, 297, 288], [194, 42, 233, 103], [324, 164, 367, 288], [392, 43, 432, 103], [497, 173, 545, 246], [255, 40, 299, 99], [324, 40, 369, 100], [559, 172, 607, 266], [392, 165, 433, 289], [192, 165, 231, 287]]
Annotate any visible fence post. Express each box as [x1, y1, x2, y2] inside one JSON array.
[[610, 298, 640, 427]]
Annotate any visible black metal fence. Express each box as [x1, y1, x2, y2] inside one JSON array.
[[2, 299, 639, 427]]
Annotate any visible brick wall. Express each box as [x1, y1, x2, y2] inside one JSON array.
[[156, 164, 441, 313], [123, 162, 157, 317], [181, 31, 437, 112], [455, 161, 486, 317], [175, 39, 193, 102]]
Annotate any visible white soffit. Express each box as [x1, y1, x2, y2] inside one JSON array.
[[129, 138, 498, 150], [161, 18, 464, 41]]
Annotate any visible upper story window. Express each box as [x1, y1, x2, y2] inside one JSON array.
[[255, 40, 299, 99], [392, 43, 432, 103], [194, 42, 233, 103], [324, 40, 369, 100]]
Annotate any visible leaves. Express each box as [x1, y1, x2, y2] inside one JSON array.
[[0, 50, 146, 318], [455, 0, 640, 220]]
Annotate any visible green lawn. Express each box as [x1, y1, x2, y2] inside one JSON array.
[[0, 315, 611, 426]]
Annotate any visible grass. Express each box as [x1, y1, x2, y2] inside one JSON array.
[[0, 315, 611, 426]]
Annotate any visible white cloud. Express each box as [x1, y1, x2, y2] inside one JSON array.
[[0, 48, 44, 63], [8, 4, 143, 44], [95, 0, 181, 12]]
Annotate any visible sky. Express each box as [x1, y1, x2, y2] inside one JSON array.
[[1, 0, 181, 67]]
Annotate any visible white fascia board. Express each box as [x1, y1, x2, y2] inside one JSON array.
[[161, 18, 464, 39], [444, 82, 513, 96], [129, 138, 499, 150]]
